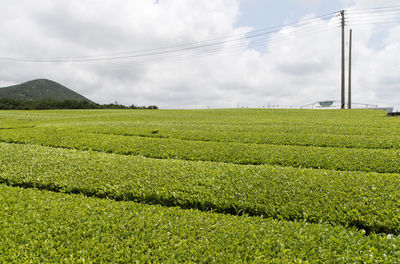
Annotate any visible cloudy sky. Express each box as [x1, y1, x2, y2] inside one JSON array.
[[0, 0, 399, 109]]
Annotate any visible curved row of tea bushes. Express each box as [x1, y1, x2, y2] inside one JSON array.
[[40, 112, 400, 145], [83, 126, 400, 149], [0, 128, 399, 173], [1, 142, 400, 234], [1, 184, 399, 263], [35, 108, 400, 135]]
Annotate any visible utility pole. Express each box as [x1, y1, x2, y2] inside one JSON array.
[[348, 29, 352, 109], [340, 10, 345, 109]]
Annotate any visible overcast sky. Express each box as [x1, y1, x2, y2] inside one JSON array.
[[0, 0, 399, 109]]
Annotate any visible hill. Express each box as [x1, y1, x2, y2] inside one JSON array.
[[0, 79, 93, 102]]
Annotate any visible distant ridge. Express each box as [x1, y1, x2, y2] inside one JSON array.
[[0, 79, 93, 103]]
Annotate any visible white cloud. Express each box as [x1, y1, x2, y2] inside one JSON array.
[[0, 0, 399, 109]]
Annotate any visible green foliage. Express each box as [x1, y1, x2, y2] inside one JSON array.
[[1, 184, 399, 263], [82, 124, 400, 149], [0, 98, 158, 110], [0, 126, 399, 173], [0, 98, 97, 110], [0, 79, 158, 109], [1, 142, 400, 234], [1, 109, 400, 261], [0, 79, 92, 102]]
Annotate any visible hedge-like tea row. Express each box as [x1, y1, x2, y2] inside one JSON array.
[[2, 108, 399, 134], [0, 128, 399, 173], [1, 142, 400, 234], [2, 109, 400, 150], [44, 118, 399, 136], [83, 126, 400, 149], [37, 109, 400, 145], [1, 184, 399, 263]]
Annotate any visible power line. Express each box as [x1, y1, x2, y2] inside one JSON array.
[[346, 10, 400, 26], [0, 26, 340, 70], [348, 5, 400, 13], [347, 20, 400, 26], [345, 5, 400, 26], [347, 13, 400, 19], [0, 12, 338, 64], [81, 25, 340, 70], [0, 6, 398, 69], [0, 21, 340, 70]]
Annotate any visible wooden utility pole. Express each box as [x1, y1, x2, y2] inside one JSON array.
[[348, 29, 352, 109], [340, 10, 345, 109]]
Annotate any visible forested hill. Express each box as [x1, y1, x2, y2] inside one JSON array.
[[0, 79, 93, 102]]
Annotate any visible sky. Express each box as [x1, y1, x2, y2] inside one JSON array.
[[0, 0, 399, 109]]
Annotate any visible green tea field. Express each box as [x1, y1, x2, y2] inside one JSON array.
[[1, 109, 400, 262]]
